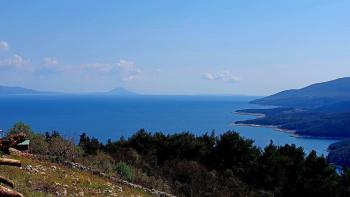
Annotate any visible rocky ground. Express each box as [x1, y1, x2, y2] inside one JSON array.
[[0, 154, 154, 197]]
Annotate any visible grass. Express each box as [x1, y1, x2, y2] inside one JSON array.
[[0, 155, 154, 197]]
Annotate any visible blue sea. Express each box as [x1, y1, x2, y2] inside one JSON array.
[[0, 95, 337, 155]]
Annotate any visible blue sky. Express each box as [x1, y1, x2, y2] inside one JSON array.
[[0, 0, 350, 95]]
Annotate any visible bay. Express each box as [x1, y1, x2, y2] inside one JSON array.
[[0, 95, 337, 155]]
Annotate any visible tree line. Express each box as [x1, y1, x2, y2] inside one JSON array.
[[7, 122, 350, 197]]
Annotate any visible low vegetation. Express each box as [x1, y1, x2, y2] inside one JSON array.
[[0, 154, 152, 197]]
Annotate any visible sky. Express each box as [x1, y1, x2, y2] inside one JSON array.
[[0, 0, 350, 95]]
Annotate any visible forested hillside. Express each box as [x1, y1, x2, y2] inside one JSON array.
[[236, 77, 350, 167], [236, 108, 350, 138], [252, 77, 350, 108], [327, 140, 350, 167]]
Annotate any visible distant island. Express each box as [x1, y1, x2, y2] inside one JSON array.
[[0, 85, 54, 95], [0, 85, 138, 96], [106, 87, 138, 96], [235, 77, 350, 167]]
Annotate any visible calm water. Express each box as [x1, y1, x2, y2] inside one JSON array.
[[0, 95, 337, 155]]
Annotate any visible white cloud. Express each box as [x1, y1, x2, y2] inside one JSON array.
[[0, 41, 9, 50], [202, 73, 215, 80], [117, 59, 142, 81], [0, 54, 30, 69], [81, 59, 142, 81], [43, 57, 58, 65], [81, 63, 114, 73], [202, 71, 239, 82]]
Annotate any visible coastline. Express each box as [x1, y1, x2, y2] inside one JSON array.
[[234, 122, 299, 138], [233, 111, 266, 118], [234, 122, 344, 140], [233, 110, 299, 137], [234, 111, 343, 140]]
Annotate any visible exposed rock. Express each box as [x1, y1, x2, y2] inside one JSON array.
[[0, 157, 25, 197], [63, 160, 176, 197]]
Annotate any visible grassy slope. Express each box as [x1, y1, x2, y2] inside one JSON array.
[[0, 155, 153, 197]]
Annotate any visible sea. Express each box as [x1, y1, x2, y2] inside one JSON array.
[[0, 95, 338, 155]]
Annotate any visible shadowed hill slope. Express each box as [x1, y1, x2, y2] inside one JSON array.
[[252, 77, 350, 108]]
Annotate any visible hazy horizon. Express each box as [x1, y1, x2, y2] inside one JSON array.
[[1, 1, 350, 95]]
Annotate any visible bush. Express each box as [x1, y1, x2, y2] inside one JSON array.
[[7, 122, 33, 137], [78, 151, 115, 174], [30, 133, 49, 154], [132, 168, 171, 193], [48, 136, 80, 161], [113, 148, 140, 165], [116, 162, 133, 181]]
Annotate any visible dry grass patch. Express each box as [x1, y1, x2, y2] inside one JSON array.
[[0, 155, 153, 197]]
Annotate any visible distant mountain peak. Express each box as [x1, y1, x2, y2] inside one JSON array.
[[107, 87, 137, 95]]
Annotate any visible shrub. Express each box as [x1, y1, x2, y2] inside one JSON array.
[[78, 151, 115, 174], [30, 133, 49, 154], [48, 136, 80, 161], [7, 122, 33, 137], [116, 162, 133, 181], [132, 168, 171, 193], [113, 148, 140, 165]]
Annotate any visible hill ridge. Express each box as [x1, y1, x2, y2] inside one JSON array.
[[252, 77, 350, 108]]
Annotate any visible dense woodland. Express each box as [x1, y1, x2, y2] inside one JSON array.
[[328, 140, 350, 167], [236, 108, 350, 138], [241, 77, 350, 169], [6, 122, 350, 197]]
